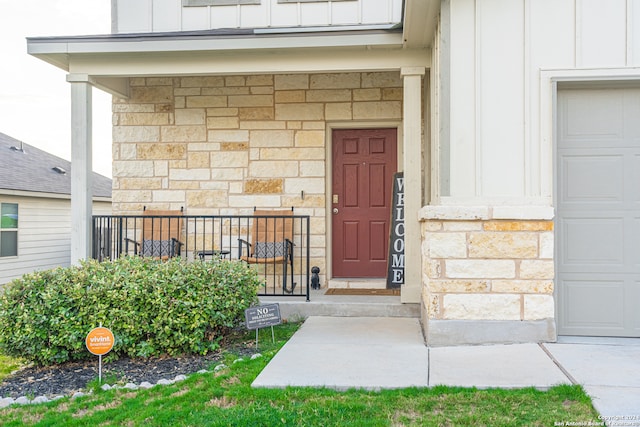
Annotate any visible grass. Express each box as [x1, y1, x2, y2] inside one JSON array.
[[0, 322, 601, 427], [0, 355, 24, 383]]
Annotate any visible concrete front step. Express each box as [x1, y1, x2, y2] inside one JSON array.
[[258, 289, 420, 320], [327, 278, 387, 289]]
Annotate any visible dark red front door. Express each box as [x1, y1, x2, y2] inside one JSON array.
[[332, 128, 397, 278]]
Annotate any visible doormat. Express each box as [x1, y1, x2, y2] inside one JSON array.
[[325, 288, 401, 296]]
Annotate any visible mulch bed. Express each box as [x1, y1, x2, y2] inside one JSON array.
[[0, 342, 258, 399]]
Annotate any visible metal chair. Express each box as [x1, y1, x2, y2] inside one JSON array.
[[125, 207, 184, 260], [238, 208, 296, 293]]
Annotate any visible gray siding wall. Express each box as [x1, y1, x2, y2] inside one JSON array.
[[0, 195, 112, 285]]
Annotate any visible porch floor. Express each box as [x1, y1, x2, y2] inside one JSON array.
[[258, 288, 420, 320]]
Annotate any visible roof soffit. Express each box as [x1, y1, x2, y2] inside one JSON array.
[[62, 45, 430, 98], [69, 45, 430, 75], [28, 28, 406, 72], [402, 0, 440, 48], [29, 29, 431, 98]]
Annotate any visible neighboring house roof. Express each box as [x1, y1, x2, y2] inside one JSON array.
[[0, 132, 112, 199]]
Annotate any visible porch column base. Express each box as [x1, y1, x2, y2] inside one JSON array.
[[419, 206, 557, 345]]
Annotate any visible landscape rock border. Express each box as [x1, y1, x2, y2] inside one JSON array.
[[0, 354, 262, 408]]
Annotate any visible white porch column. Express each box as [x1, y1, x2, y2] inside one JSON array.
[[401, 67, 426, 303], [67, 75, 93, 265]]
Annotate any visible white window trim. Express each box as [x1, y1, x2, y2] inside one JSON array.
[[278, 0, 356, 3], [183, 0, 260, 6], [0, 202, 18, 258]]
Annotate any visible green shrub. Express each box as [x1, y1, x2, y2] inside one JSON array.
[[0, 256, 261, 365]]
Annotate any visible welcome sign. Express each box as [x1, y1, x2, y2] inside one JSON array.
[[387, 172, 404, 288]]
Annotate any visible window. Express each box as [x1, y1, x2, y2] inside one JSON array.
[[0, 203, 18, 257], [183, 0, 260, 6], [278, 0, 356, 3]]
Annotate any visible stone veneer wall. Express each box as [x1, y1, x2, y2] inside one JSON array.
[[111, 72, 404, 280], [420, 208, 556, 345]]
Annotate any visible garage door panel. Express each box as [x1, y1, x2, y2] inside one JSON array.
[[560, 217, 624, 267], [559, 155, 624, 203], [561, 213, 640, 271], [633, 218, 640, 267], [561, 278, 625, 329], [632, 282, 640, 331], [557, 88, 640, 337], [562, 91, 624, 146], [633, 155, 640, 202]]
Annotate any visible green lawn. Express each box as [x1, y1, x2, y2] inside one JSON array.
[[0, 354, 23, 383], [0, 323, 601, 427]]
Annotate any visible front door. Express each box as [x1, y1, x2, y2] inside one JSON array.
[[331, 128, 397, 278]]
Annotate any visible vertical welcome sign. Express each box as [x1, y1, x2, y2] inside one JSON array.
[[387, 172, 404, 288]]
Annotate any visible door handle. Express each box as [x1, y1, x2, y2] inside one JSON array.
[[333, 208, 339, 214]]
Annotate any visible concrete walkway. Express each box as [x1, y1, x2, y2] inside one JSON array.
[[252, 317, 429, 390], [544, 337, 640, 421], [252, 316, 640, 423]]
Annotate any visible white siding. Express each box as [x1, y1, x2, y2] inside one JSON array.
[[182, 6, 210, 31], [153, 0, 182, 32], [632, 0, 640, 65], [113, 0, 403, 33], [0, 196, 112, 285], [116, 0, 153, 33], [477, 0, 524, 197], [300, 2, 331, 27], [577, 0, 627, 67], [528, 0, 575, 198], [269, 2, 300, 27], [331, 1, 360, 25], [240, 2, 269, 28], [442, 0, 640, 202], [448, 0, 476, 198]]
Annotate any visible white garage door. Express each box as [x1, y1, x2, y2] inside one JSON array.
[[557, 87, 640, 337]]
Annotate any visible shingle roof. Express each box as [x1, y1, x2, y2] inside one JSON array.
[[0, 132, 112, 198]]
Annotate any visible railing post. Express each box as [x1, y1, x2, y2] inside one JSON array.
[[306, 215, 310, 302], [117, 218, 123, 260]]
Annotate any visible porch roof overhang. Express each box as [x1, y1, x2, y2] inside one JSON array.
[[27, 3, 438, 98], [403, 0, 440, 49]]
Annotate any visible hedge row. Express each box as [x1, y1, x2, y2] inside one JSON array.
[[0, 256, 261, 365]]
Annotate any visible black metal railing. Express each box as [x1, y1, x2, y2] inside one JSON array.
[[92, 214, 310, 300]]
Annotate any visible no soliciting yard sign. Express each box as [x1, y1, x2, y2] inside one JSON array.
[[245, 304, 281, 330]]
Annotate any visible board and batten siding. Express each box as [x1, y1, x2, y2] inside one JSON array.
[[440, 0, 640, 203], [113, 0, 403, 33], [0, 195, 112, 285]]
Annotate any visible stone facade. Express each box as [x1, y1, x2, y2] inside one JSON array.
[[111, 72, 403, 281], [420, 207, 555, 344]]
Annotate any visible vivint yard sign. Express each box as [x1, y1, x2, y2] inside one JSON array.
[[86, 327, 114, 356], [387, 172, 404, 288], [86, 326, 114, 383]]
